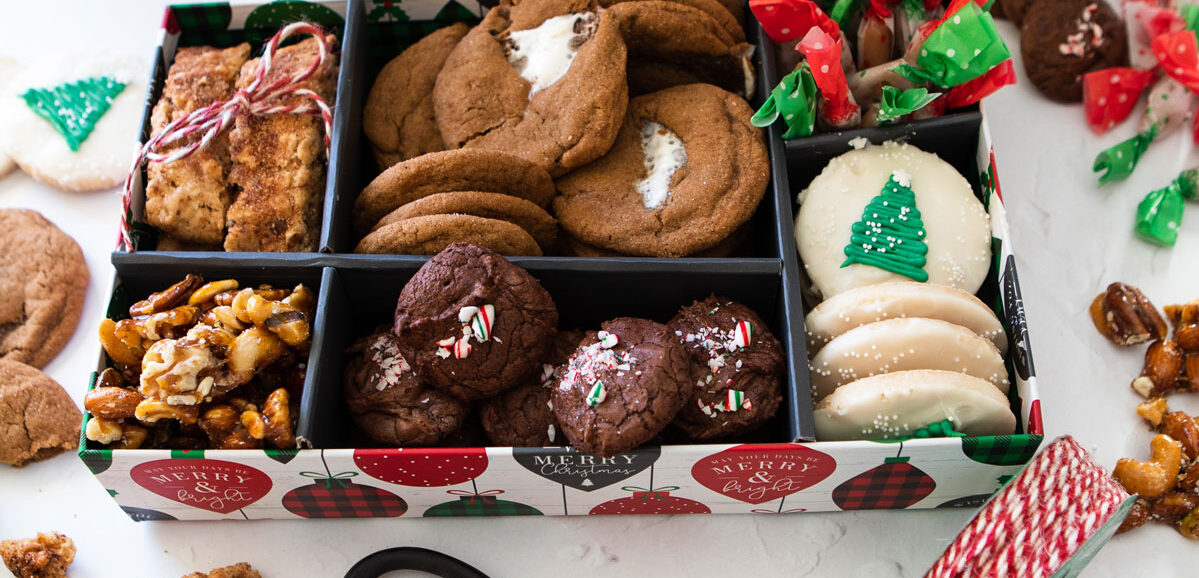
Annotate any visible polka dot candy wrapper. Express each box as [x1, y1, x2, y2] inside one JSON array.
[[1135, 168, 1197, 247], [944, 57, 1015, 108], [751, 63, 819, 138], [1152, 29, 1199, 95], [1093, 76, 1193, 184], [895, 0, 1009, 89], [749, 0, 841, 44], [799, 27, 861, 128], [1124, 1, 1185, 70], [877, 85, 940, 124], [1083, 67, 1157, 134]]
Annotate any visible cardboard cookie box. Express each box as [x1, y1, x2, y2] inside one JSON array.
[[80, 0, 1043, 520]]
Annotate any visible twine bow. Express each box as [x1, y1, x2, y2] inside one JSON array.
[[621, 485, 679, 501], [447, 489, 504, 505], [300, 470, 357, 489], [119, 21, 335, 251]]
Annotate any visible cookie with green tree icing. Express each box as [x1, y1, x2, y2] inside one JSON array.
[[795, 141, 991, 300]]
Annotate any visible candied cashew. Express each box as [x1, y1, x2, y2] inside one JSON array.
[[1113, 434, 1184, 498], [99, 318, 144, 365]]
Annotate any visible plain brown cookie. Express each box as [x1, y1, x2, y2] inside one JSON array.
[[394, 243, 559, 401], [0, 209, 88, 369], [372, 191, 558, 252], [433, 0, 628, 176], [608, 1, 755, 97], [356, 214, 542, 256], [1021, 0, 1126, 103], [667, 295, 784, 440], [561, 221, 753, 257], [364, 23, 469, 170], [600, 0, 744, 42], [555, 84, 768, 257], [353, 149, 555, 236], [479, 329, 584, 446], [552, 318, 690, 457], [1, 532, 75, 578], [180, 563, 262, 578], [0, 360, 81, 467], [343, 329, 469, 446]]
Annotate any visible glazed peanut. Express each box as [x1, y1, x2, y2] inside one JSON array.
[[1113, 434, 1184, 498]]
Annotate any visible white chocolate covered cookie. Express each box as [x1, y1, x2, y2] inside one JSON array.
[[809, 317, 1009, 402], [814, 369, 1017, 441], [795, 141, 992, 299], [804, 281, 1007, 354], [0, 53, 145, 191]]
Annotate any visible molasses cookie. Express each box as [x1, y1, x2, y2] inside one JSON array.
[[0, 360, 81, 467], [608, 1, 755, 97], [561, 221, 752, 257], [601, 0, 744, 42], [364, 23, 469, 170], [0, 209, 88, 369], [355, 214, 542, 256], [343, 329, 469, 446], [353, 149, 555, 236], [432, 0, 628, 176], [552, 317, 690, 457], [1021, 0, 1126, 103], [479, 330, 584, 447], [393, 243, 558, 401], [372, 191, 558, 252], [667, 296, 783, 440], [555, 83, 768, 257]]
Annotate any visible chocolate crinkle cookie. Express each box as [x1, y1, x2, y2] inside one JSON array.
[[480, 329, 584, 446], [552, 318, 690, 457], [344, 328, 469, 445], [1020, 0, 1126, 102], [667, 295, 784, 440], [393, 243, 558, 401]]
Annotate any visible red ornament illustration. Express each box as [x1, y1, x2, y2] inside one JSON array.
[[691, 443, 836, 505], [832, 443, 935, 510], [354, 447, 488, 487], [130, 459, 272, 514], [589, 485, 711, 515], [283, 452, 407, 518]]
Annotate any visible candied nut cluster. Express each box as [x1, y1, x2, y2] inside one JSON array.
[[1115, 399, 1199, 540], [88, 275, 311, 450], [1089, 284, 1199, 398], [0, 532, 75, 578]]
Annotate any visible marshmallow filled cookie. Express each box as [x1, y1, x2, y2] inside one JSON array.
[[353, 149, 555, 236], [795, 142, 991, 299], [667, 296, 784, 440], [0, 53, 144, 191], [343, 329, 469, 445], [393, 243, 558, 401], [607, 1, 755, 97], [808, 317, 1009, 402], [552, 317, 690, 457], [555, 83, 768, 257], [804, 281, 1008, 354], [433, 0, 628, 176], [364, 23, 469, 169], [814, 370, 1017, 441], [479, 329, 584, 447]]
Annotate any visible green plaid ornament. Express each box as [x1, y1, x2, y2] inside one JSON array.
[[960, 434, 1043, 466], [422, 490, 542, 517]]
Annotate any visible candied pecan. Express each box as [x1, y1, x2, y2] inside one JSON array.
[[1091, 283, 1168, 346]]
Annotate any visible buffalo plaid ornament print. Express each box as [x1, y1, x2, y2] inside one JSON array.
[[283, 471, 407, 518], [833, 450, 936, 510], [422, 490, 542, 517]]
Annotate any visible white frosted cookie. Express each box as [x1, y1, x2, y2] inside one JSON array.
[[809, 317, 1009, 402], [814, 369, 1017, 441], [0, 58, 19, 177], [795, 141, 992, 299], [0, 53, 145, 191], [805, 281, 1007, 354]]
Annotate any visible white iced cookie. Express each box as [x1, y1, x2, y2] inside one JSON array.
[[0, 53, 145, 191], [506, 12, 597, 96], [795, 141, 992, 299], [805, 281, 1007, 355], [635, 121, 686, 210], [809, 317, 1009, 402], [0, 58, 20, 177], [814, 369, 1017, 441]]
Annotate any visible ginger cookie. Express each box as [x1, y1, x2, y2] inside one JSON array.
[[600, 0, 744, 42], [394, 243, 559, 401], [608, 1, 755, 97], [0, 209, 88, 369], [562, 221, 752, 257], [1021, 0, 1126, 103], [356, 214, 542, 256], [479, 329, 584, 447], [552, 317, 691, 457], [372, 191, 558, 252], [353, 149, 555, 236], [0, 360, 81, 467], [555, 83, 768, 257], [432, 0, 628, 176], [364, 23, 469, 170]]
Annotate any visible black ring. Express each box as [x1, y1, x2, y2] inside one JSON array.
[[344, 547, 490, 578]]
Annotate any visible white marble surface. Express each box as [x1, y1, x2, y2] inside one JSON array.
[[0, 2, 1196, 576]]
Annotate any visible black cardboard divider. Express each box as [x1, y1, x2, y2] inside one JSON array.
[[310, 259, 799, 447]]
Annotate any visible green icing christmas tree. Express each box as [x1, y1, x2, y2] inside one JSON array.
[[841, 170, 929, 282], [22, 76, 126, 151]]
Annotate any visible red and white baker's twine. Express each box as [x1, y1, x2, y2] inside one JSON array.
[[119, 22, 334, 250], [926, 436, 1128, 578]]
